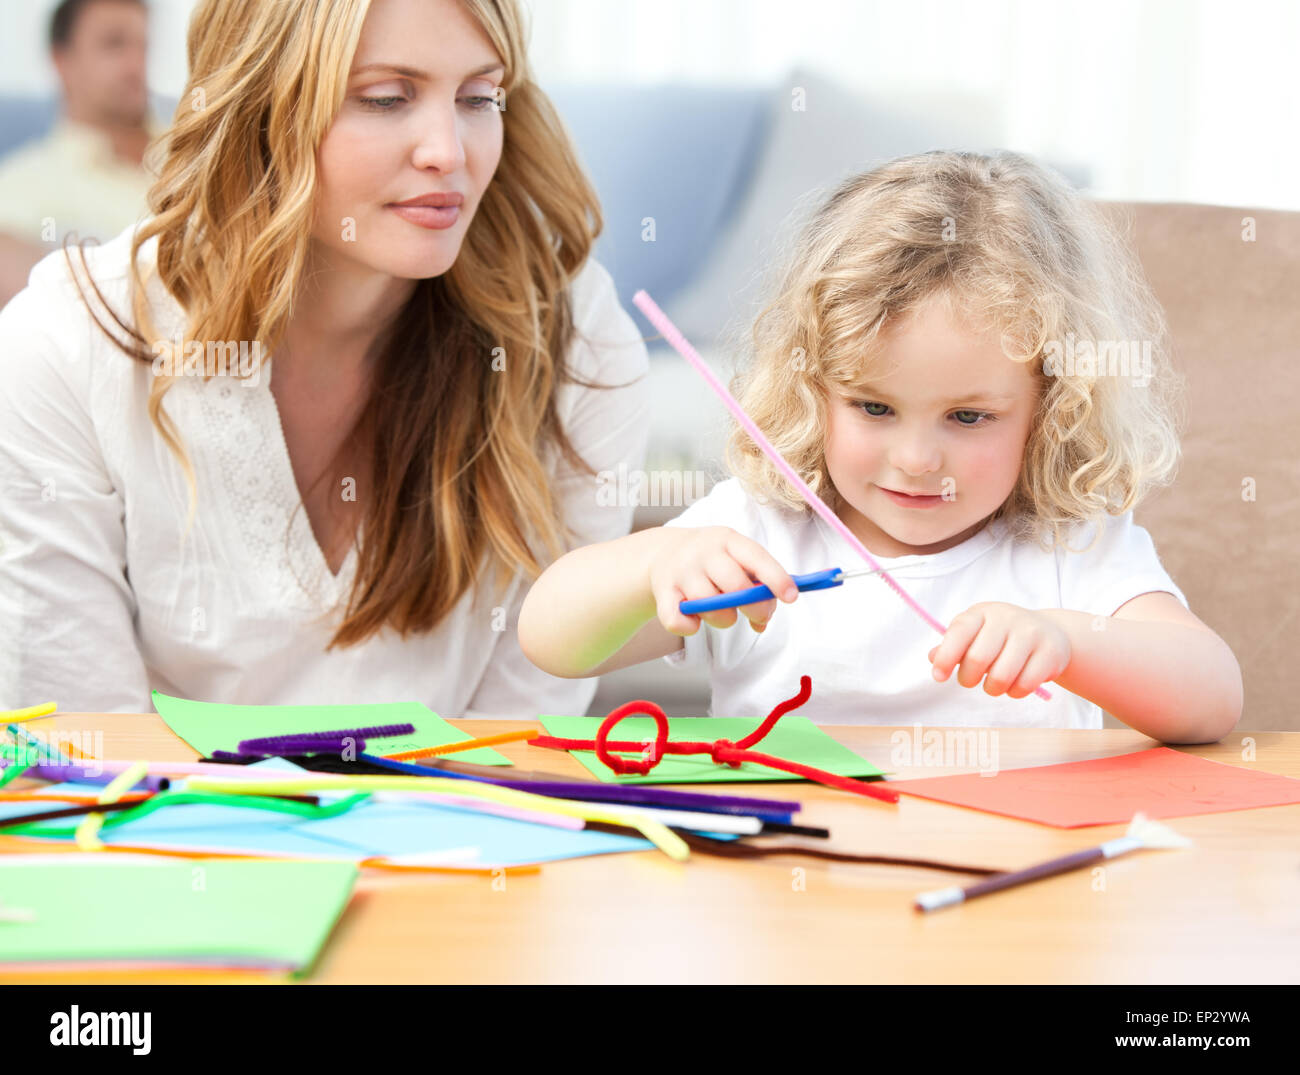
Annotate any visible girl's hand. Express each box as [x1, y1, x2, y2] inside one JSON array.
[[648, 526, 798, 637], [928, 602, 1071, 699]]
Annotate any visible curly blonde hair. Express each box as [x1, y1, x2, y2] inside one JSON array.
[[725, 150, 1186, 551]]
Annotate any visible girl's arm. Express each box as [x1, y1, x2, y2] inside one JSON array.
[[519, 526, 798, 679], [1039, 591, 1243, 743], [520, 528, 687, 678]]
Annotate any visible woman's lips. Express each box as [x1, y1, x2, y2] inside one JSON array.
[[388, 204, 461, 230], [879, 486, 944, 508]]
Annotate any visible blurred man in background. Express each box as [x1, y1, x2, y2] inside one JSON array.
[[0, 0, 159, 306]]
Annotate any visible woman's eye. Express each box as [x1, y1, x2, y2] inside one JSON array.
[[356, 94, 497, 112], [859, 401, 889, 417]]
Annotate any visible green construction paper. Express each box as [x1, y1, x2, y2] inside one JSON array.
[[152, 691, 510, 765], [538, 713, 885, 784], [0, 858, 357, 974]]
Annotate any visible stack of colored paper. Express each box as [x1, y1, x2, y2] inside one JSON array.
[[0, 770, 654, 866], [0, 856, 357, 975], [886, 746, 1300, 827], [151, 691, 513, 764]]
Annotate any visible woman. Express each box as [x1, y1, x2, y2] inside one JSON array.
[[0, 0, 650, 717]]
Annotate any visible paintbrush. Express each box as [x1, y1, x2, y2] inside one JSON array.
[[914, 812, 1192, 912]]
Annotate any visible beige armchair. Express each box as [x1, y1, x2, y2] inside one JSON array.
[[1111, 202, 1299, 732]]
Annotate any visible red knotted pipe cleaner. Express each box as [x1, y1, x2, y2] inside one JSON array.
[[531, 676, 898, 805]]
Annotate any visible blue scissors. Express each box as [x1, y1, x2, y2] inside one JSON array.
[[679, 565, 892, 615]]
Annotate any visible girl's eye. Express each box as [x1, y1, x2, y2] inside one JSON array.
[[358, 95, 405, 110], [854, 401, 996, 427], [459, 95, 498, 111]]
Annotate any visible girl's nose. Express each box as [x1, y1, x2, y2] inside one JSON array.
[[887, 435, 943, 476]]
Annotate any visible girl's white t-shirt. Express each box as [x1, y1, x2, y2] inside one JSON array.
[[661, 478, 1189, 728], [0, 224, 650, 717]]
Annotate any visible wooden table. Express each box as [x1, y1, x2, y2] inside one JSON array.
[[3, 713, 1298, 984]]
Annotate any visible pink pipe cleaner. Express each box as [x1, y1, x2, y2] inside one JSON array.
[[631, 289, 1051, 702]]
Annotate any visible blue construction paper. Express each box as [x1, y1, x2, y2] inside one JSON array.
[[0, 779, 653, 865], [0, 796, 371, 858], [284, 800, 651, 861]]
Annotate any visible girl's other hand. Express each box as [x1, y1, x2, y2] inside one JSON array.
[[648, 526, 798, 637], [928, 601, 1071, 699]]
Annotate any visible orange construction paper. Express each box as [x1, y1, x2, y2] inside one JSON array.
[[887, 747, 1300, 828]]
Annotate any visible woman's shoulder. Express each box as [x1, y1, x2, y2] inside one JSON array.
[[567, 254, 620, 324], [563, 256, 649, 380], [26, 222, 149, 293], [12, 222, 173, 340], [0, 223, 165, 400]]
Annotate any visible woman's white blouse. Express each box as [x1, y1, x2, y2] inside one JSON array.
[[0, 225, 650, 717]]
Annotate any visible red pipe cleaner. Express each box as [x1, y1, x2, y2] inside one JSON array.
[[531, 676, 898, 805]]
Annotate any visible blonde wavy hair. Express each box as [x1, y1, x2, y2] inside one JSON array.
[[66, 0, 617, 646], [726, 150, 1186, 551]]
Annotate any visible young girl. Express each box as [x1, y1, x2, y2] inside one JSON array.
[[519, 151, 1243, 744]]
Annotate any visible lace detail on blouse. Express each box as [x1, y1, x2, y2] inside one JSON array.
[[181, 366, 356, 616]]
